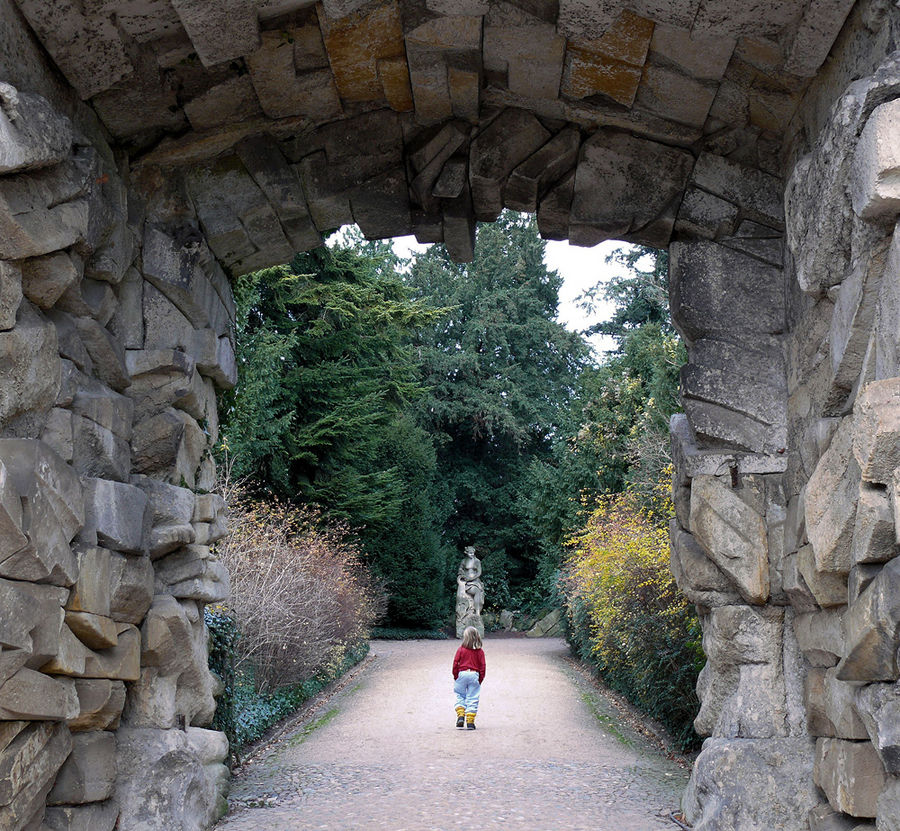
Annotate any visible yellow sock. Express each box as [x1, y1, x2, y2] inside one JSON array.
[[456, 706, 465, 718], [466, 713, 475, 724]]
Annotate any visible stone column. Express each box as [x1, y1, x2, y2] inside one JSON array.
[[0, 85, 232, 830], [668, 154, 821, 827]]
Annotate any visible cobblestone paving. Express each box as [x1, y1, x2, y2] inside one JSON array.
[[216, 638, 689, 831]]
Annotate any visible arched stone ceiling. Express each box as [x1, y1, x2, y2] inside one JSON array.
[[10, 0, 856, 266]]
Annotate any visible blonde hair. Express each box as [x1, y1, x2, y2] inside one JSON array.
[[461, 626, 482, 649]]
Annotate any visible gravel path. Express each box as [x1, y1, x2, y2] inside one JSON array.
[[215, 637, 689, 831]]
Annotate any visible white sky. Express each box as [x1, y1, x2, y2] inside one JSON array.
[[391, 234, 622, 359]]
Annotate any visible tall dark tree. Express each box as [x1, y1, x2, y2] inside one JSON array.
[[407, 212, 590, 607], [220, 237, 451, 626]]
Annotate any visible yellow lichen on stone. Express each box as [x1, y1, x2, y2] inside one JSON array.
[[318, 0, 405, 103], [561, 11, 653, 106], [377, 56, 414, 112]]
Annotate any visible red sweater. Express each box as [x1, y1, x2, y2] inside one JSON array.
[[453, 646, 486, 683]]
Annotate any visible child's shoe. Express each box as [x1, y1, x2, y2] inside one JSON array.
[[466, 713, 476, 730], [456, 706, 465, 728]]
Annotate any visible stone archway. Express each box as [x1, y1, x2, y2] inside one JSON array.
[[1, 0, 900, 827]]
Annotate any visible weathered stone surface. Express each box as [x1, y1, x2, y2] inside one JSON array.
[[68, 678, 126, 732], [71, 387, 133, 483], [115, 726, 227, 830], [0, 261, 22, 333], [0, 668, 78, 720], [853, 484, 897, 565], [19, 251, 79, 311], [682, 738, 818, 831], [469, 109, 550, 221], [0, 438, 82, 586], [819, 666, 870, 740], [816, 738, 887, 818], [0, 86, 72, 174], [852, 99, 900, 221], [695, 605, 786, 738], [109, 551, 154, 625], [247, 31, 342, 123], [854, 380, 900, 486], [796, 609, 845, 668], [82, 478, 147, 555], [669, 241, 784, 345], [47, 729, 116, 805], [806, 418, 861, 575], [877, 777, 900, 830], [798, 543, 849, 608], [65, 610, 118, 650], [504, 126, 580, 214], [126, 594, 217, 728], [570, 130, 692, 248], [0, 162, 89, 259], [0, 577, 66, 687], [0, 722, 71, 831], [856, 683, 900, 775], [44, 800, 119, 831], [484, 9, 566, 101], [134, 476, 196, 559], [689, 475, 769, 605], [155, 544, 230, 604], [837, 559, 900, 682], [690, 152, 783, 231], [187, 726, 229, 821], [170, 0, 259, 67], [0, 302, 61, 431]]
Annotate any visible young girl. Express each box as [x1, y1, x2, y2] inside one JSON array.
[[452, 626, 485, 729]]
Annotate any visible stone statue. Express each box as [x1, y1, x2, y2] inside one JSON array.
[[455, 546, 485, 638]]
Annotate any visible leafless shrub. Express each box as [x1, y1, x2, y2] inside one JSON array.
[[217, 481, 385, 692]]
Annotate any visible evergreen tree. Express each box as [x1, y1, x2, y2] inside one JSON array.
[[220, 238, 450, 626], [407, 212, 590, 607]]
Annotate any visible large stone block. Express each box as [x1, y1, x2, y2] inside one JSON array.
[[570, 130, 692, 248], [689, 475, 770, 604], [682, 737, 818, 831], [877, 777, 900, 830], [0, 668, 78, 720], [19, 250, 79, 311], [798, 543, 849, 608], [815, 738, 887, 818], [856, 683, 900, 775], [695, 605, 786, 738], [82, 478, 147, 555], [109, 551, 154, 625], [504, 126, 580, 214], [0, 722, 71, 831], [837, 559, 900, 682], [0, 301, 61, 431], [133, 476, 196, 559], [853, 484, 897, 565], [47, 729, 116, 805], [852, 99, 900, 221], [0, 162, 89, 259], [0, 86, 72, 174], [0, 438, 82, 586], [169, 0, 259, 67], [68, 678, 126, 732], [115, 726, 227, 830], [469, 109, 551, 221], [854, 380, 900, 486], [154, 545, 230, 604], [44, 800, 118, 831], [669, 241, 785, 345], [806, 418, 861, 575], [796, 608, 845, 667]]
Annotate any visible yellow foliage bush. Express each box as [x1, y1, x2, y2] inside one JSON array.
[[562, 481, 703, 749]]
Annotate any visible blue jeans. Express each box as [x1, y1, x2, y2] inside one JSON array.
[[454, 670, 481, 714]]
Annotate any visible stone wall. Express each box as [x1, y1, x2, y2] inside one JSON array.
[[0, 62, 234, 831], [2, 0, 900, 829], [669, 17, 900, 830]]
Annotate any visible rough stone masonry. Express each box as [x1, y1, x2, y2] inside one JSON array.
[[1, 0, 900, 828]]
